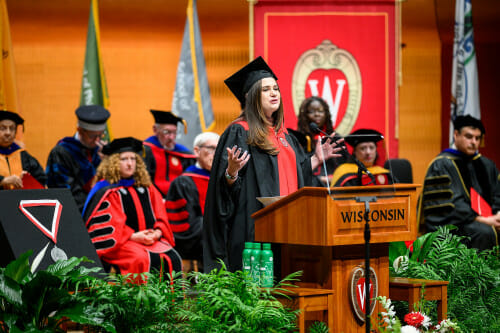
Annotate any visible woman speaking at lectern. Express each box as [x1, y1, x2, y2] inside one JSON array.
[[203, 57, 342, 273]]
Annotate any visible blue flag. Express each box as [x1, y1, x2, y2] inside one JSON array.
[[171, 0, 215, 150]]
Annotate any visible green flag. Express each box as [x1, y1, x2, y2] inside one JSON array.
[[80, 0, 111, 141]]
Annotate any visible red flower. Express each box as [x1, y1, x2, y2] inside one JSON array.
[[404, 312, 425, 327]]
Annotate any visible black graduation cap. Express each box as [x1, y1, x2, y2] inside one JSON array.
[[75, 105, 110, 131], [149, 109, 182, 124], [224, 56, 278, 106], [344, 129, 384, 148], [102, 137, 143, 156], [0, 110, 24, 125], [453, 115, 485, 134], [150, 109, 188, 134]]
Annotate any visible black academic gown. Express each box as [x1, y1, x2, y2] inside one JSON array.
[[166, 165, 210, 263], [46, 137, 101, 212], [202, 121, 313, 273], [421, 149, 500, 251]]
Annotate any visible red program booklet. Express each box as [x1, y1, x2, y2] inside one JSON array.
[[22, 173, 45, 190]]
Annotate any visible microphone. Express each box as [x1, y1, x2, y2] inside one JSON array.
[[309, 122, 376, 185]]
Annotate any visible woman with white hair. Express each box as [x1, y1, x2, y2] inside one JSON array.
[[166, 132, 220, 271]]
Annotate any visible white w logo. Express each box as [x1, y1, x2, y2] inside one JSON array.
[[357, 280, 372, 311]]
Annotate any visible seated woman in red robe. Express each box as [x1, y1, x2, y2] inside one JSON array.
[[82, 137, 181, 277], [331, 129, 393, 187]]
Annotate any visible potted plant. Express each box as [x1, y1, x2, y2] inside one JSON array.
[[388, 226, 500, 332], [0, 250, 114, 332]]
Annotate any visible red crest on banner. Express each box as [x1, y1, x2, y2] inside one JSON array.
[[252, 0, 400, 157], [292, 40, 362, 136]]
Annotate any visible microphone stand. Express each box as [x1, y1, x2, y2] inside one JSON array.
[[309, 122, 376, 185], [356, 195, 377, 333], [353, 156, 376, 186], [309, 122, 379, 330]]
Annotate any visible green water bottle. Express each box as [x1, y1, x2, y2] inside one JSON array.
[[242, 242, 253, 276], [250, 242, 261, 284], [260, 243, 274, 287]]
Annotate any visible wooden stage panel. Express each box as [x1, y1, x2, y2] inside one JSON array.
[[253, 185, 419, 333]]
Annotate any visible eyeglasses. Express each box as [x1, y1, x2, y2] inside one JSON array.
[[83, 130, 105, 140], [199, 145, 217, 153], [160, 129, 177, 136]]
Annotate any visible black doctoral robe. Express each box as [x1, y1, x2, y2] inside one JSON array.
[[420, 149, 500, 251], [202, 121, 313, 273], [166, 165, 210, 263]]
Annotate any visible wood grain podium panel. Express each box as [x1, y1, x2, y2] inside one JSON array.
[[253, 184, 419, 333], [253, 185, 419, 246]]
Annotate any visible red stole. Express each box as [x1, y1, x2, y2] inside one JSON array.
[[268, 126, 298, 196], [234, 120, 298, 196]]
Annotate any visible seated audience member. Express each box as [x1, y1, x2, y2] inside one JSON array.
[[331, 128, 392, 187], [0, 110, 46, 189], [420, 115, 499, 251], [82, 137, 182, 276], [291, 96, 342, 187], [143, 110, 196, 197], [46, 105, 110, 212], [166, 132, 220, 271]]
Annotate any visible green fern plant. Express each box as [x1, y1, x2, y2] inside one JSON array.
[[176, 261, 300, 333], [389, 226, 500, 332], [307, 321, 330, 333], [81, 270, 187, 333]]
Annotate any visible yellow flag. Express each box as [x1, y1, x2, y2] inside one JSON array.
[[0, 0, 19, 113]]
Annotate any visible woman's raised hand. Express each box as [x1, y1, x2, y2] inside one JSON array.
[[225, 145, 251, 181], [311, 136, 344, 170]]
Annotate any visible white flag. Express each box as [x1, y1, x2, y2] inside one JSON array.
[[450, 0, 480, 144], [171, 0, 215, 150]]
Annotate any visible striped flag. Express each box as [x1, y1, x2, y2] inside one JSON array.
[[80, 0, 111, 141], [0, 0, 19, 113], [450, 0, 480, 144], [172, 0, 215, 150]]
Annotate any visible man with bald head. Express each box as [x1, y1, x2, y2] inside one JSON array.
[[165, 131, 219, 270]]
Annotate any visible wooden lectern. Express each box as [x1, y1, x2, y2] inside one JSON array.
[[252, 184, 419, 333]]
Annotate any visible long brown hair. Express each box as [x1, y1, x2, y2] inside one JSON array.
[[241, 78, 284, 155], [95, 152, 152, 187]]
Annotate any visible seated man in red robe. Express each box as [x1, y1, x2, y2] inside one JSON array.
[[143, 110, 196, 197]]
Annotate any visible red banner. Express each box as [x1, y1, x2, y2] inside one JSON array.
[[253, 0, 399, 157]]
